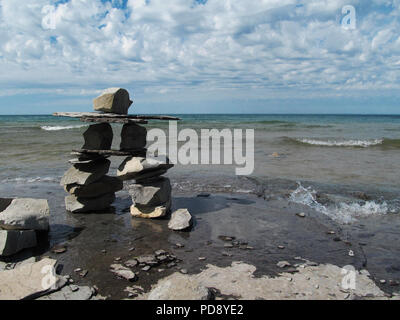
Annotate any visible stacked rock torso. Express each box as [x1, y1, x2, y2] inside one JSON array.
[[55, 88, 180, 216]]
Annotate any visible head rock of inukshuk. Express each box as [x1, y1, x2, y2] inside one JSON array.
[[56, 88, 176, 217]]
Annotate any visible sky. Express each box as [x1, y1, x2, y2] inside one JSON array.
[[0, 0, 399, 114]]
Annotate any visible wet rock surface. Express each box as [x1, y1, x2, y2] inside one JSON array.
[[1, 179, 400, 300]]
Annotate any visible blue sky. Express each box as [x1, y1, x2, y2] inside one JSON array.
[[0, 0, 399, 114]]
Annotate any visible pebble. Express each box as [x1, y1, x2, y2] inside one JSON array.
[[224, 243, 234, 248], [219, 235, 235, 242], [198, 257, 206, 261], [348, 250, 355, 257], [175, 243, 184, 248], [380, 279, 386, 284], [69, 285, 79, 292], [128, 247, 135, 252], [167, 262, 176, 268], [74, 268, 82, 273], [222, 251, 232, 257], [277, 261, 291, 268], [141, 266, 151, 272], [114, 257, 122, 262], [327, 231, 336, 235], [80, 270, 88, 278], [124, 259, 138, 268], [180, 269, 188, 274], [296, 212, 306, 218], [155, 250, 167, 256], [278, 245, 285, 250], [101, 249, 107, 254]]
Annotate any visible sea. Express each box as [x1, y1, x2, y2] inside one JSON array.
[[0, 114, 399, 225]]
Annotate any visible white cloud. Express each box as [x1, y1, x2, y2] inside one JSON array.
[[0, 0, 399, 104]]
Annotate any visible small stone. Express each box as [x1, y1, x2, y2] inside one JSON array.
[[246, 246, 254, 250], [277, 261, 291, 268], [348, 250, 355, 257], [51, 245, 67, 254], [168, 208, 193, 231], [125, 259, 138, 268], [224, 243, 233, 248], [198, 257, 206, 261], [129, 247, 135, 252], [79, 270, 88, 278], [218, 235, 235, 242], [296, 212, 306, 218], [69, 285, 79, 292], [155, 250, 167, 256], [180, 269, 188, 274], [278, 245, 285, 250], [167, 262, 176, 268], [327, 230, 336, 235], [222, 251, 232, 257], [175, 243, 184, 248], [380, 279, 386, 284], [136, 255, 158, 266], [142, 266, 151, 272], [114, 257, 122, 262], [101, 249, 107, 254], [110, 264, 136, 281], [74, 268, 82, 273]]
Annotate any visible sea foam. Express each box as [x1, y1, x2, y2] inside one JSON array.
[[41, 124, 87, 131], [295, 138, 383, 148], [289, 184, 389, 224]]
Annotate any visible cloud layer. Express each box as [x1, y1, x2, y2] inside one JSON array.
[[0, 0, 399, 111]]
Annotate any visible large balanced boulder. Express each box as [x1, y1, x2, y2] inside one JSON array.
[[0, 230, 37, 256], [129, 177, 171, 207], [65, 176, 123, 198], [130, 200, 171, 219], [65, 193, 116, 213], [117, 156, 173, 181], [120, 123, 147, 150], [60, 159, 110, 186], [168, 209, 193, 231], [93, 88, 133, 114], [82, 123, 113, 150], [0, 198, 50, 231]]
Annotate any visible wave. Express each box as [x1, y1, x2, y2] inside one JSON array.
[[41, 124, 87, 131], [289, 184, 389, 224], [1, 176, 60, 183], [285, 137, 400, 148]]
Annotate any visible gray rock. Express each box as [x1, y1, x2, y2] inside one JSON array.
[[61, 159, 110, 186], [0, 230, 37, 256], [168, 209, 193, 231], [117, 156, 173, 181], [0, 258, 65, 300], [120, 123, 147, 150], [147, 273, 211, 300], [65, 193, 115, 213], [0, 198, 50, 231], [65, 176, 123, 198], [110, 264, 136, 281], [136, 255, 159, 266], [129, 177, 171, 207], [82, 123, 113, 150], [93, 88, 133, 114]]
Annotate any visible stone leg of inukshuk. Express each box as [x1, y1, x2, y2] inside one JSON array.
[[61, 123, 123, 213], [118, 153, 174, 219]]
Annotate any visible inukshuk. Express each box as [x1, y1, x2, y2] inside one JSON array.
[[54, 88, 179, 217]]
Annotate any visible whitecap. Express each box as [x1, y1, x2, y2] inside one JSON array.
[[41, 124, 87, 131], [296, 138, 383, 148]]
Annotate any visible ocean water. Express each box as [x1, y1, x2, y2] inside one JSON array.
[[0, 114, 399, 224]]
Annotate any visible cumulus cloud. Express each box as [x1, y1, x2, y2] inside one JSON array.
[[0, 0, 399, 105]]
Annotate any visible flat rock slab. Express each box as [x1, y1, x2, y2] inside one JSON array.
[[65, 176, 123, 198], [37, 285, 94, 300], [168, 208, 193, 231], [0, 258, 64, 300], [117, 157, 173, 181], [0, 198, 50, 231], [65, 193, 116, 213], [53, 112, 180, 121], [0, 230, 37, 257], [145, 273, 211, 300], [110, 264, 136, 281], [60, 159, 110, 186]]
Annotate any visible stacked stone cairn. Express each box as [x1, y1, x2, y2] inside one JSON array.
[[55, 88, 178, 217], [0, 198, 50, 256]]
